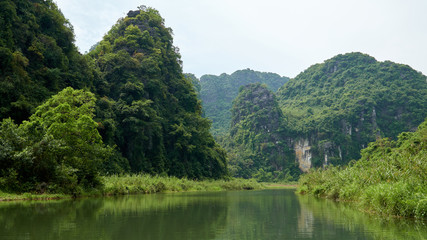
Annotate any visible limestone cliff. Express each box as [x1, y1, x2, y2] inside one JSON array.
[[278, 52, 427, 167], [294, 139, 311, 172], [228, 83, 298, 180]]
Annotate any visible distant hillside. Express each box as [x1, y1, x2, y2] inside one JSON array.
[[277, 52, 427, 170], [200, 69, 289, 135], [227, 83, 298, 181]]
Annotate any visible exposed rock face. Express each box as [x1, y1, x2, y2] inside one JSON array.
[[127, 10, 140, 17], [294, 139, 312, 172]]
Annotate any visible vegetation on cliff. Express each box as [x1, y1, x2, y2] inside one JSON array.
[[89, 6, 227, 179], [224, 83, 299, 182], [298, 118, 427, 218], [200, 69, 289, 135], [184, 73, 201, 97], [277, 52, 427, 167], [0, 0, 95, 123]]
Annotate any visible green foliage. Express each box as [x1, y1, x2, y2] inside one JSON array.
[[200, 69, 289, 135], [0, 2, 228, 187], [298, 118, 427, 218], [0, 0, 96, 123], [0, 88, 112, 193], [225, 83, 299, 181], [102, 174, 263, 195], [277, 52, 427, 165], [89, 7, 228, 179], [184, 73, 201, 97]]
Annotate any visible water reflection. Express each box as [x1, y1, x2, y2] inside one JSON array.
[[0, 193, 228, 240], [297, 194, 427, 240], [297, 201, 314, 238], [0, 190, 425, 240]]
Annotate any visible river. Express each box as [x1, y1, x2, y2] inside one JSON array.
[[0, 189, 425, 239]]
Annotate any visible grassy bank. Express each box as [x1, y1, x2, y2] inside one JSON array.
[[0, 175, 264, 201], [0, 191, 67, 201], [297, 120, 427, 219], [102, 174, 264, 195], [264, 182, 298, 189]]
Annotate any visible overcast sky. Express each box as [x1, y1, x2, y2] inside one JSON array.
[[54, 0, 427, 78]]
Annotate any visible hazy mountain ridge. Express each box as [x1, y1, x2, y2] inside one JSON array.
[[199, 69, 289, 135]]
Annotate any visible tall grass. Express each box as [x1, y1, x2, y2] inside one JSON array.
[[0, 190, 67, 201], [102, 174, 264, 195], [0, 176, 263, 201], [297, 120, 427, 219]]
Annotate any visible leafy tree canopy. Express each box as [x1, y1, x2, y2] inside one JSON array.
[[0, 87, 111, 193]]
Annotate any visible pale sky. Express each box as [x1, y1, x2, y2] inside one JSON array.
[[54, 0, 427, 78]]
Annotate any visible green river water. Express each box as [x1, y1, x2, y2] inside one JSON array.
[[0, 189, 425, 239]]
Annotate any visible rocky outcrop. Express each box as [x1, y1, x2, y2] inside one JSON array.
[[294, 139, 312, 172], [278, 52, 427, 168]]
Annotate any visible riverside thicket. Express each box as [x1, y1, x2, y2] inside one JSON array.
[[298, 118, 427, 218]]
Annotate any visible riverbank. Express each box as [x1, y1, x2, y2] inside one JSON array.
[[102, 174, 264, 195], [297, 121, 426, 219], [0, 175, 264, 201], [264, 183, 298, 189]]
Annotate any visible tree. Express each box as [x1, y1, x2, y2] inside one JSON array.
[[0, 87, 112, 193]]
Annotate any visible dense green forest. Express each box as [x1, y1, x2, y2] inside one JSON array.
[[0, 1, 227, 194], [199, 69, 289, 135], [224, 83, 298, 181], [277, 52, 427, 167], [298, 118, 427, 218], [88, 7, 227, 179], [0, 0, 95, 123]]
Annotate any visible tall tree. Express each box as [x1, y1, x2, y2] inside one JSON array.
[[0, 87, 111, 193]]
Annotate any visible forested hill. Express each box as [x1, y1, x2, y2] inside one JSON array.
[[0, 3, 228, 194], [277, 52, 427, 168], [0, 0, 95, 123], [88, 7, 228, 178], [226, 83, 298, 181], [199, 69, 289, 135]]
